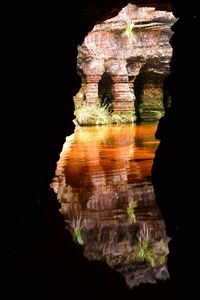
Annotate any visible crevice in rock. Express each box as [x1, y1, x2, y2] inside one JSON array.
[[98, 72, 114, 110]]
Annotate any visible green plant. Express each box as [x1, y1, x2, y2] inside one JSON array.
[[137, 224, 151, 263], [127, 200, 137, 223], [151, 111, 163, 120], [75, 104, 136, 126], [138, 240, 151, 263], [74, 227, 84, 245], [74, 104, 111, 125], [124, 20, 135, 40], [137, 240, 168, 268], [66, 217, 85, 246], [111, 113, 135, 124], [135, 223, 165, 268], [101, 96, 114, 113]]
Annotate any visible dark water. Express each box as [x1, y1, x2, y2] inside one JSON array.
[[51, 123, 170, 288]]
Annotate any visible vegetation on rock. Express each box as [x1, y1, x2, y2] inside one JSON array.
[[127, 200, 137, 223], [74, 104, 135, 125]]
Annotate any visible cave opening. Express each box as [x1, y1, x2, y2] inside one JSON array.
[[13, 0, 198, 296], [51, 2, 176, 290], [134, 67, 167, 122], [98, 72, 114, 112], [51, 5, 176, 288], [51, 4, 177, 287]]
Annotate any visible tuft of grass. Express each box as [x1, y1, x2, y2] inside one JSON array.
[[127, 200, 137, 223], [136, 239, 168, 268], [66, 217, 85, 246], [124, 20, 135, 41], [74, 104, 135, 125], [134, 223, 168, 268], [125, 20, 134, 38], [74, 104, 111, 125], [74, 227, 84, 245], [111, 113, 135, 124], [137, 240, 151, 263]]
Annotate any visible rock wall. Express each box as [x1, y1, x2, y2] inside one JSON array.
[[75, 4, 176, 121]]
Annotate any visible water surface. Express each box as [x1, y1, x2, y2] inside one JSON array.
[[51, 123, 170, 288]]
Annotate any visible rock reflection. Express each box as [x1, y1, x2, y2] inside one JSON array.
[[51, 123, 170, 288]]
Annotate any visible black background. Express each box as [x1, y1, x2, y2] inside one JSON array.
[[6, 1, 198, 298]]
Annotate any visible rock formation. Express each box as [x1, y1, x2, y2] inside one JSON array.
[[75, 4, 176, 122]]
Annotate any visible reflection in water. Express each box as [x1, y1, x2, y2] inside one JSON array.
[[51, 123, 170, 288]]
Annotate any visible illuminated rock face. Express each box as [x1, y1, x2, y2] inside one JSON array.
[[75, 4, 175, 121]]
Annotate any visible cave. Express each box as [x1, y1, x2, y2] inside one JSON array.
[[134, 68, 166, 122], [10, 0, 198, 298], [98, 72, 114, 111]]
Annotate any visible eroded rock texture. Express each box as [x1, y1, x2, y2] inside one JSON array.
[[75, 4, 176, 121]]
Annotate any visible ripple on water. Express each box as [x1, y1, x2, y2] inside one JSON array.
[[51, 123, 170, 288]]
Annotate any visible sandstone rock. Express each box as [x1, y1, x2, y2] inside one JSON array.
[[74, 4, 176, 122]]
